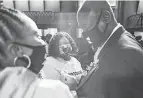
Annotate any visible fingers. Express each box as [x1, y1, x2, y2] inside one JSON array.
[[60, 73, 77, 83]]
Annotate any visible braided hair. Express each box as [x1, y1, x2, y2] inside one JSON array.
[[0, 5, 39, 68]]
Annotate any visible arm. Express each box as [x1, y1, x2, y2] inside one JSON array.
[[42, 60, 60, 80], [61, 57, 84, 90], [73, 57, 84, 83]]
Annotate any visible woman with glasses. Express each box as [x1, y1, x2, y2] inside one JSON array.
[[0, 5, 73, 98], [43, 32, 83, 91]]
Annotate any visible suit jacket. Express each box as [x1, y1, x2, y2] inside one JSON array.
[[77, 26, 143, 98]]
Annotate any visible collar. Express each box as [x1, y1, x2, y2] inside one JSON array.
[[94, 23, 122, 64], [111, 23, 122, 37], [102, 23, 122, 49]]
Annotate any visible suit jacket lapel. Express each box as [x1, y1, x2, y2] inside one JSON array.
[[77, 26, 125, 90], [77, 62, 99, 90]]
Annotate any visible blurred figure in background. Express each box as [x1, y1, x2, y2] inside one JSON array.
[[43, 32, 83, 90], [45, 33, 53, 44], [0, 5, 73, 98], [44, 33, 53, 58], [77, 0, 143, 98]]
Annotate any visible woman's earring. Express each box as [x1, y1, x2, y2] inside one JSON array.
[[14, 55, 31, 69]]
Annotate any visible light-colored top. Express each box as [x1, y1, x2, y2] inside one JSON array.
[[42, 56, 83, 82], [28, 79, 74, 98], [0, 67, 73, 98]]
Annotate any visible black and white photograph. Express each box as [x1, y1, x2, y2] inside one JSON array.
[[0, 0, 142, 98]]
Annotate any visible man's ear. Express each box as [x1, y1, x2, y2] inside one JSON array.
[[98, 10, 111, 32], [102, 10, 111, 23], [8, 44, 23, 57]]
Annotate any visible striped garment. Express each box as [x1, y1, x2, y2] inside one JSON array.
[[0, 5, 44, 52]]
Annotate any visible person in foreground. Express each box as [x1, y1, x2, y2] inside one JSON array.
[[0, 5, 73, 98], [77, 0, 143, 98]]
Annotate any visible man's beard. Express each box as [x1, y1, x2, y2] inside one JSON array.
[[59, 53, 71, 61]]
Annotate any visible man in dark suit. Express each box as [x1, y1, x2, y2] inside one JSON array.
[[76, 0, 143, 98]]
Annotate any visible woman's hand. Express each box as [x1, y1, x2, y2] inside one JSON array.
[[60, 72, 78, 91]]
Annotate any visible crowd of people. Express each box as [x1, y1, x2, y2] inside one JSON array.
[[0, 0, 143, 98]]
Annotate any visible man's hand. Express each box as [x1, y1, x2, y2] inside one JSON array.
[[60, 72, 78, 91]]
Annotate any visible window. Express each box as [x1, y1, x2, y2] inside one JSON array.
[[44, 28, 57, 36], [108, 0, 117, 7], [108, 0, 117, 11], [30, 0, 44, 11], [45, 0, 60, 12], [78, 0, 84, 8], [3, 0, 14, 8], [15, 0, 29, 11]]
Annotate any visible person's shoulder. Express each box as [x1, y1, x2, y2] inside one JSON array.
[[70, 57, 82, 70], [117, 31, 143, 63], [45, 56, 55, 61], [119, 31, 143, 54], [38, 79, 69, 90], [70, 57, 81, 64], [34, 79, 73, 98], [43, 56, 57, 65], [70, 56, 78, 61]]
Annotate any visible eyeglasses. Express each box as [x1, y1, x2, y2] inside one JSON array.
[[59, 44, 71, 48]]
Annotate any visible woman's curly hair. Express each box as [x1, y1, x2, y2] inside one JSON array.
[[48, 32, 79, 58]]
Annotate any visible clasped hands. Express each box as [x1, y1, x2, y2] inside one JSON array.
[[60, 71, 78, 91]]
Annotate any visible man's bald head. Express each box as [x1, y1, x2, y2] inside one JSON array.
[[77, 0, 118, 49], [78, 0, 112, 13], [77, 0, 116, 31]]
